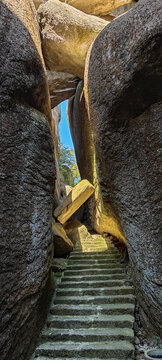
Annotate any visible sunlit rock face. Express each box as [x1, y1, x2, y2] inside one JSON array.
[[0, 1, 55, 359], [59, 0, 135, 19], [85, 0, 162, 335], [33, 0, 46, 10], [68, 81, 126, 244], [38, 0, 108, 78]]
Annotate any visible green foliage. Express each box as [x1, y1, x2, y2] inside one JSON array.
[[58, 143, 80, 187], [157, 148, 162, 156]]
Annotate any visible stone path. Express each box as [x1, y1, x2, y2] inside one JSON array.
[[33, 234, 135, 359]]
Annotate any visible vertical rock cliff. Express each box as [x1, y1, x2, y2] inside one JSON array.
[[85, 0, 162, 335], [68, 81, 126, 244], [0, 1, 55, 359]]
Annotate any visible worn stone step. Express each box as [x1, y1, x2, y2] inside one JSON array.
[[74, 245, 112, 249], [71, 250, 117, 255], [73, 244, 112, 248], [56, 286, 133, 296], [64, 268, 125, 276], [50, 303, 134, 316], [41, 327, 134, 342], [55, 294, 135, 305], [68, 258, 120, 265], [34, 358, 126, 360], [70, 253, 119, 260], [66, 263, 124, 270], [62, 274, 126, 282], [74, 240, 112, 244], [58, 280, 131, 288], [35, 341, 134, 359], [73, 247, 111, 251], [47, 314, 134, 329]]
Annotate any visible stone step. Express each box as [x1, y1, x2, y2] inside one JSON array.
[[73, 240, 112, 244], [64, 268, 125, 276], [56, 286, 133, 296], [50, 303, 134, 316], [73, 247, 111, 251], [55, 294, 135, 305], [62, 274, 126, 281], [47, 314, 134, 329], [70, 253, 119, 260], [68, 258, 120, 265], [71, 250, 117, 255], [41, 327, 134, 342], [66, 263, 124, 270], [34, 358, 127, 360], [35, 341, 134, 359], [58, 279, 131, 288]]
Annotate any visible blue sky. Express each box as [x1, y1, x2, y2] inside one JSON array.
[[59, 100, 74, 149]]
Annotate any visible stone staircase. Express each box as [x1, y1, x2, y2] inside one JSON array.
[[33, 234, 135, 359]]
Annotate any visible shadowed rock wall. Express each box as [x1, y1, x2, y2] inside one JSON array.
[[0, 1, 55, 359], [85, 0, 162, 335]]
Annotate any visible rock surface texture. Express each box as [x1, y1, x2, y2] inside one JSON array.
[[52, 220, 73, 257], [0, 0, 51, 123], [33, 231, 135, 359], [54, 179, 95, 224], [38, 0, 108, 78], [48, 71, 78, 108], [0, 1, 55, 359], [59, 0, 134, 19], [85, 0, 162, 335], [68, 81, 126, 243]]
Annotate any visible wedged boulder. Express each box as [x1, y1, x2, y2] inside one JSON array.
[[52, 220, 73, 257], [38, 0, 108, 78], [59, 0, 135, 19], [48, 71, 78, 108], [0, 1, 55, 359], [85, 0, 162, 335], [68, 81, 126, 244], [64, 220, 92, 245], [54, 179, 95, 224]]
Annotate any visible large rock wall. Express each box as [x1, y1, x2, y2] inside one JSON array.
[[0, 1, 55, 359], [85, 0, 162, 335], [68, 81, 126, 243]]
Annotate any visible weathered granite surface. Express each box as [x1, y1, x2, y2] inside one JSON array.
[[59, 0, 135, 19], [38, 0, 108, 78], [85, 0, 162, 335], [0, 1, 55, 359]]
